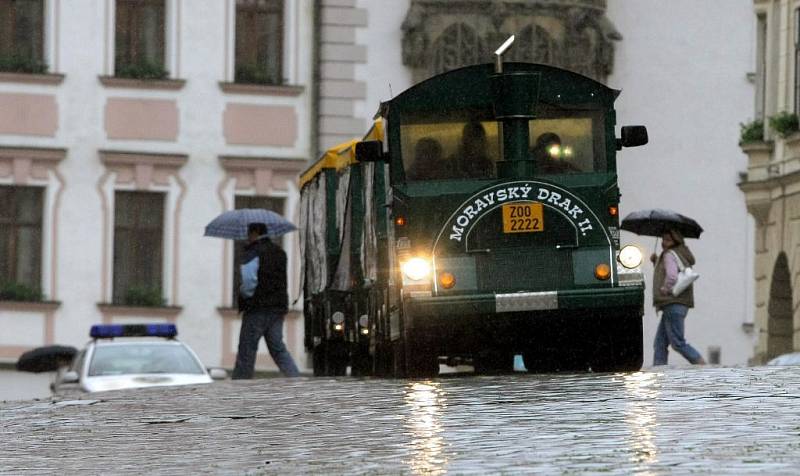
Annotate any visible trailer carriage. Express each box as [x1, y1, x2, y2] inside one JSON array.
[[299, 57, 648, 378]]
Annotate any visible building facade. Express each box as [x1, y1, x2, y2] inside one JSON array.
[[0, 0, 315, 372], [346, 0, 755, 366], [740, 0, 800, 364], [0, 0, 759, 374]]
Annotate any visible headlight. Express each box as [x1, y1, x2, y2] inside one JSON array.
[[618, 245, 643, 269], [401, 257, 431, 281], [331, 311, 345, 324]]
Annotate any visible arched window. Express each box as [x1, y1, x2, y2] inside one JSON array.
[[767, 252, 794, 360], [510, 25, 555, 64], [431, 23, 483, 75]]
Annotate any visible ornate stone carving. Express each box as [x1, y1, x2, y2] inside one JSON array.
[[401, 0, 620, 83]]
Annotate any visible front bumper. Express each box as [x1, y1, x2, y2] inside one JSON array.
[[404, 285, 644, 318]]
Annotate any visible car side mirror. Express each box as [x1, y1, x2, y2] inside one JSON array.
[[355, 140, 385, 162], [61, 370, 79, 384], [208, 368, 228, 380], [618, 125, 648, 149]]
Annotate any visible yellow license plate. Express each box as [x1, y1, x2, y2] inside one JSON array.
[[502, 202, 544, 233]]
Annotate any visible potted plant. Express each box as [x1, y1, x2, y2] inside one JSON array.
[[115, 60, 169, 81], [768, 111, 800, 138], [122, 286, 166, 307], [0, 55, 48, 74], [0, 282, 44, 302], [235, 63, 280, 85], [739, 119, 773, 181], [739, 119, 764, 145]]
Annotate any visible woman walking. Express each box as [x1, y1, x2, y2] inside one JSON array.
[[651, 229, 706, 365]]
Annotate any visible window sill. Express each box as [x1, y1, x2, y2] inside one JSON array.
[[0, 72, 64, 85], [98, 76, 186, 91], [0, 300, 61, 312], [739, 141, 773, 156], [218, 81, 304, 96], [97, 303, 183, 318], [783, 131, 800, 145]]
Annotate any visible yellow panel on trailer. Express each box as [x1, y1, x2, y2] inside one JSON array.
[[299, 121, 384, 188]]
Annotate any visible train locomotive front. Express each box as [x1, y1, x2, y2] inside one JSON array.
[[300, 58, 648, 378]]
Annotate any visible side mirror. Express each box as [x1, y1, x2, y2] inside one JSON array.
[[208, 368, 228, 380], [355, 140, 385, 162], [618, 126, 648, 149], [60, 370, 80, 384]]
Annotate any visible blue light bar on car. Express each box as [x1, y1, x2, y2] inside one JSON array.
[[90, 324, 177, 339]]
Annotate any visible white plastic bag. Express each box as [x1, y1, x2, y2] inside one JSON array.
[[669, 250, 699, 296]]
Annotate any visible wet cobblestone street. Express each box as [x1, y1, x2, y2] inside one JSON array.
[[2, 366, 800, 474]]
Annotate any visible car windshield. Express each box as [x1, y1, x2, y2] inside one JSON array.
[[88, 343, 205, 376]]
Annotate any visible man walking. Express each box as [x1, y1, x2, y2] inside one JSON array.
[[232, 222, 300, 378]]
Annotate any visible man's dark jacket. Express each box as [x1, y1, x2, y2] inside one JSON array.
[[239, 237, 288, 312]]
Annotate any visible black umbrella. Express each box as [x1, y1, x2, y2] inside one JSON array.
[[16, 345, 77, 373], [620, 208, 703, 239]]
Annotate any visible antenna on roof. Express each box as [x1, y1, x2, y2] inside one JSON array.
[[494, 35, 515, 73]]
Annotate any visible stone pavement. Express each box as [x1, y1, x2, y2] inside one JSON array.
[[2, 366, 800, 474]]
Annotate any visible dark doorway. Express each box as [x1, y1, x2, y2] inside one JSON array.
[[767, 252, 794, 360]]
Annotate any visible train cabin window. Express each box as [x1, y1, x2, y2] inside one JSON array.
[[529, 110, 606, 174], [400, 119, 501, 181]]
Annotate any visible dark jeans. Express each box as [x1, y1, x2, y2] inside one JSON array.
[[653, 303, 703, 365], [232, 308, 300, 379]]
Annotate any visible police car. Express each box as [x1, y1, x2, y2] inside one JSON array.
[[53, 324, 226, 394]]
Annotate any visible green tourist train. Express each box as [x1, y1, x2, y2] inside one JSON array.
[[299, 46, 649, 378]]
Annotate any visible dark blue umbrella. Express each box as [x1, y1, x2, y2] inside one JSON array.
[[16, 345, 77, 373], [620, 208, 703, 239], [204, 208, 297, 240]]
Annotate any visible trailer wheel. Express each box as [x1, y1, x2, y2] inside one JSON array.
[[402, 333, 439, 379], [474, 350, 515, 375], [350, 345, 373, 377], [590, 311, 643, 372], [312, 342, 349, 376], [522, 350, 562, 373], [405, 349, 439, 379]]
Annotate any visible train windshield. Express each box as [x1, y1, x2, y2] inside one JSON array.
[[400, 118, 502, 181], [529, 109, 606, 175], [399, 109, 605, 181]]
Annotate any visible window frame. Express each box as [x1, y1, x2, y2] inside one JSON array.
[[0, 0, 46, 74], [397, 108, 607, 182], [795, 9, 800, 116], [233, 0, 285, 85], [756, 13, 768, 123], [111, 190, 166, 306], [0, 185, 44, 293], [113, 0, 167, 79], [231, 194, 286, 307]]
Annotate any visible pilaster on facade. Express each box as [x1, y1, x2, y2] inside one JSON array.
[[739, 155, 800, 362], [740, 0, 800, 362], [317, 0, 368, 153]]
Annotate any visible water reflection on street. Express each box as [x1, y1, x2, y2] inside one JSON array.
[[2, 366, 800, 474], [404, 382, 447, 474], [623, 372, 659, 470]]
